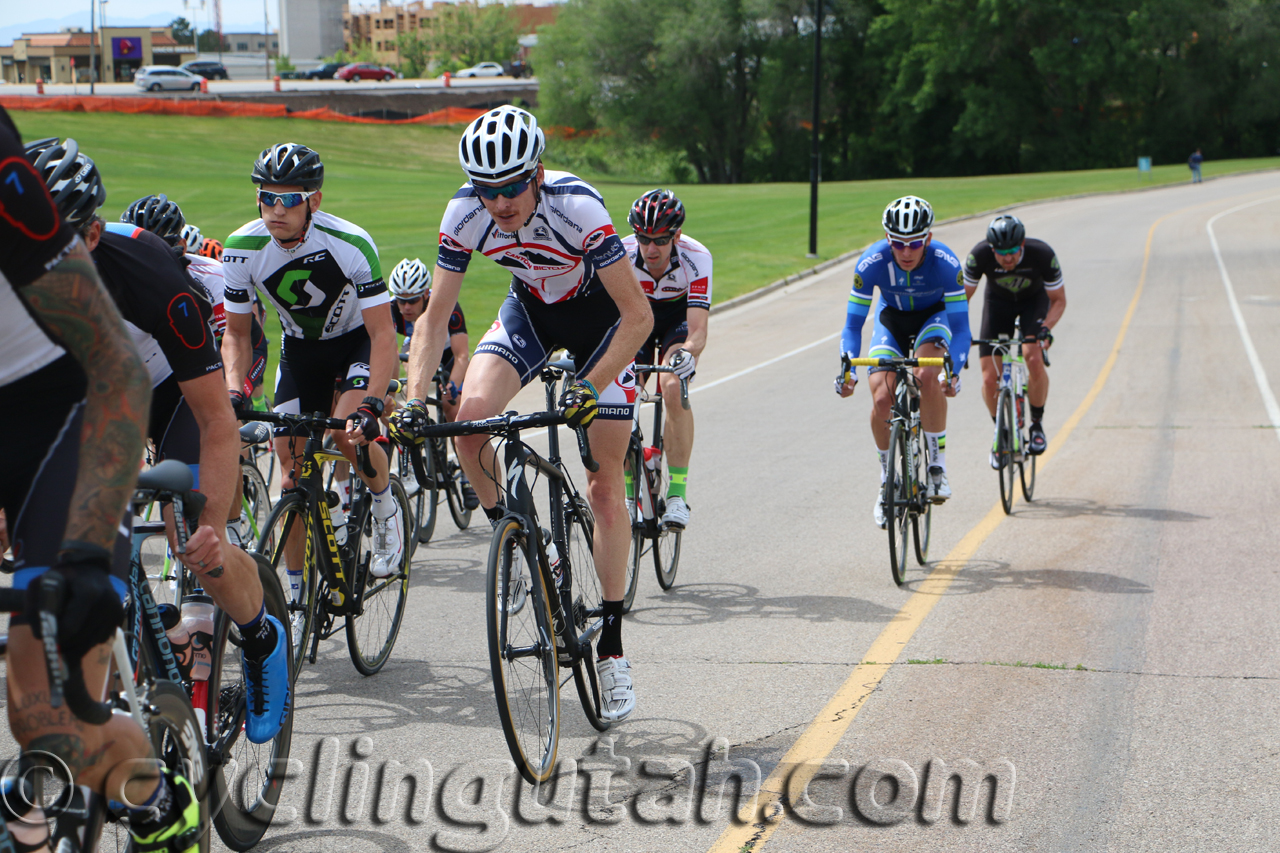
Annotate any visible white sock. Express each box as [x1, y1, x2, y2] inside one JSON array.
[[924, 431, 946, 470], [877, 449, 888, 483], [370, 484, 396, 520], [286, 570, 302, 604]]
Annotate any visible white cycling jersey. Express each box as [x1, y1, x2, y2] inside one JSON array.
[[436, 170, 627, 304], [0, 273, 65, 386], [185, 253, 227, 342], [621, 234, 714, 310], [221, 210, 387, 340]]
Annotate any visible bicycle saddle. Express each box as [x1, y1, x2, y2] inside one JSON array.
[[136, 459, 194, 493]]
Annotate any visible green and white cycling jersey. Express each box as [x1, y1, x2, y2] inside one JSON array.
[[221, 210, 388, 340]]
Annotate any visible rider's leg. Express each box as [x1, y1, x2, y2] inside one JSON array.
[[331, 388, 389, 494], [453, 353, 523, 512], [583, 417, 633, 603], [659, 367, 693, 496], [915, 340, 949, 474], [1025, 344, 1049, 408], [981, 355, 1000, 418]]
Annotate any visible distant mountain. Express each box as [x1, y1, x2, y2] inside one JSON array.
[[1, 12, 263, 48]]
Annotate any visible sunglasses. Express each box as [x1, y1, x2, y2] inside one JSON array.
[[258, 189, 317, 209], [635, 234, 674, 246], [993, 245, 1023, 256], [887, 237, 927, 251], [472, 173, 535, 201], [395, 296, 423, 305]]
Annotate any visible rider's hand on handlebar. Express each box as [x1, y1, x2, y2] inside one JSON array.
[[26, 549, 124, 663], [446, 380, 462, 403], [836, 354, 857, 398], [669, 349, 696, 381], [178, 524, 225, 577], [228, 389, 249, 415], [346, 403, 382, 445], [389, 399, 429, 445], [942, 372, 961, 397], [1037, 326, 1054, 349], [560, 379, 599, 428]]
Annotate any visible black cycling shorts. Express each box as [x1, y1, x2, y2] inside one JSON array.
[[636, 299, 688, 371], [1, 356, 130, 617], [978, 292, 1049, 357], [273, 327, 373, 436], [149, 374, 203, 479]]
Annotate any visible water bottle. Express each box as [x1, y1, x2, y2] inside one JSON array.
[[541, 528, 563, 588], [644, 446, 660, 471], [326, 490, 348, 547], [179, 595, 215, 683]]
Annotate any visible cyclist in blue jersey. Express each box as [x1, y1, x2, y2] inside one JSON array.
[[836, 196, 971, 527]]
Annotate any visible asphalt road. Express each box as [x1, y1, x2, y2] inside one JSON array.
[[6, 170, 1280, 852], [0, 77, 537, 98]]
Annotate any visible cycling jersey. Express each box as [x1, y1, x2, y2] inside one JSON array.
[[393, 299, 465, 374], [621, 234, 714, 309], [185, 252, 227, 341], [0, 107, 78, 387], [436, 170, 627, 304], [964, 238, 1063, 303], [841, 238, 971, 378], [222, 210, 388, 340]]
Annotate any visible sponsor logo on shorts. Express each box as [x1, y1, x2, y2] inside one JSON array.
[[690, 276, 709, 296], [596, 405, 632, 417], [512, 334, 526, 348]]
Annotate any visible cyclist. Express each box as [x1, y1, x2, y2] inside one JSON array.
[[388, 257, 479, 508], [199, 236, 224, 260], [181, 222, 203, 255], [30, 139, 292, 749], [2, 114, 196, 853], [220, 142, 404, 585], [620, 189, 708, 529], [836, 196, 971, 526], [391, 106, 653, 722], [963, 214, 1065, 461]]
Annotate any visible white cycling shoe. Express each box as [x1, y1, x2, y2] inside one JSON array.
[[928, 467, 952, 503], [370, 505, 404, 578], [597, 656, 636, 723], [661, 496, 689, 529], [873, 492, 887, 529]]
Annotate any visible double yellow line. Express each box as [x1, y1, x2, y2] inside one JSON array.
[[705, 209, 1171, 853]]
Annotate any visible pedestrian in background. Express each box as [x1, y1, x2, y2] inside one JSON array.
[[1189, 148, 1204, 183]]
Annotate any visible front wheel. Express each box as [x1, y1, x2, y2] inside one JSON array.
[[135, 681, 212, 850], [148, 82, 162, 91], [346, 476, 412, 675], [239, 461, 272, 552], [1020, 423, 1037, 501], [486, 518, 560, 785], [886, 422, 912, 586], [564, 496, 610, 732], [653, 522, 681, 590], [399, 443, 436, 546], [912, 430, 932, 564], [996, 389, 1017, 515], [256, 494, 316, 684], [443, 441, 473, 530]]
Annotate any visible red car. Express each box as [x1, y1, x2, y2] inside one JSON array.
[[335, 63, 398, 82]]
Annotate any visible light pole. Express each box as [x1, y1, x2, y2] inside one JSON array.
[[807, 0, 822, 259], [88, 0, 95, 93]]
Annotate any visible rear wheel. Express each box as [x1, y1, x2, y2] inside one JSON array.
[[486, 519, 560, 785], [886, 422, 912, 586], [133, 681, 211, 850], [346, 476, 411, 675], [443, 442, 473, 530], [564, 497, 609, 732], [997, 389, 1017, 514], [1020, 409, 1037, 501], [911, 430, 932, 565], [239, 462, 272, 552], [256, 494, 316, 683], [148, 82, 162, 91], [399, 443, 436, 546], [208, 556, 293, 851], [621, 442, 644, 613], [653, 521, 681, 590]]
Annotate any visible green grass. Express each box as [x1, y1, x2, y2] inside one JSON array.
[[12, 111, 1278, 381]]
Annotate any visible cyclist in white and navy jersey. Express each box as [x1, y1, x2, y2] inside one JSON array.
[[621, 189, 710, 530], [220, 143, 404, 588], [836, 196, 971, 526], [391, 106, 653, 723]]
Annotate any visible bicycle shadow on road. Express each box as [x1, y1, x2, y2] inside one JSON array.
[[254, 827, 416, 853], [907, 558, 1154, 597], [1009, 496, 1208, 523], [626, 583, 900, 627]]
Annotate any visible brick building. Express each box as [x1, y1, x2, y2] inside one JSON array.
[[343, 2, 556, 66]]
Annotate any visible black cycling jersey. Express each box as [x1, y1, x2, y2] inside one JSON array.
[[964, 238, 1063, 303], [391, 300, 466, 339]]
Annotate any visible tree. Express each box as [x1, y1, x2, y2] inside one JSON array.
[[422, 2, 519, 73], [197, 29, 227, 52], [169, 17, 195, 46]]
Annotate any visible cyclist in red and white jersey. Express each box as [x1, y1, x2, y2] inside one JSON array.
[[392, 106, 653, 723], [621, 189, 710, 529]]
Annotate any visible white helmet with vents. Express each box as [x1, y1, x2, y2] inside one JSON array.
[[388, 258, 431, 298], [181, 224, 204, 254], [882, 196, 934, 240], [457, 105, 545, 183]]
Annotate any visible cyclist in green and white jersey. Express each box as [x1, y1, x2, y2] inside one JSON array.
[[221, 143, 404, 589]]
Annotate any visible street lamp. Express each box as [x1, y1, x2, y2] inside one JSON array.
[[807, 0, 822, 259]]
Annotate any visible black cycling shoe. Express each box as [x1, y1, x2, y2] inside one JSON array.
[[462, 482, 480, 510], [1029, 421, 1047, 455]]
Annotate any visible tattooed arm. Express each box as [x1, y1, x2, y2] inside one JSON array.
[[19, 240, 151, 551]]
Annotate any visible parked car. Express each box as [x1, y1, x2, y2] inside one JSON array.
[[454, 62, 505, 78], [135, 66, 204, 92], [180, 60, 229, 80], [335, 63, 398, 82], [303, 62, 345, 80]]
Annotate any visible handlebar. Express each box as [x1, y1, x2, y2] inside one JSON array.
[[240, 409, 377, 477], [633, 364, 691, 410], [970, 335, 1051, 368], [838, 353, 954, 389], [399, 409, 599, 475]]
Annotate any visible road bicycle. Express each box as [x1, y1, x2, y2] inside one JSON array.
[[400, 357, 610, 786], [250, 408, 412, 679], [842, 353, 951, 585], [395, 355, 474, 544], [973, 317, 1048, 514], [622, 363, 689, 612]]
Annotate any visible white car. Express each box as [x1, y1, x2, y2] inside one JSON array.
[[134, 65, 204, 92], [453, 62, 505, 78]]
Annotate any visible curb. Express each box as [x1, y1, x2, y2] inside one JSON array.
[[709, 166, 1280, 316]]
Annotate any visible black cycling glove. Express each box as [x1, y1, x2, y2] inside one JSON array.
[[25, 546, 124, 664]]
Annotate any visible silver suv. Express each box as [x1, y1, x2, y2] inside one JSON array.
[[134, 66, 204, 92]]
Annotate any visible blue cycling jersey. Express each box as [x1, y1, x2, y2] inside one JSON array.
[[841, 238, 971, 377]]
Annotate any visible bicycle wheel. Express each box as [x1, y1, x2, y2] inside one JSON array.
[[207, 556, 294, 851], [256, 494, 317, 683], [621, 443, 644, 613], [886, 422, 912, 586], [564, 496, 609, 732], [402, 441, 437, 546], [346, 476, 412, 675], [486, 518, 560, 785], [444, 448, 473, 530], [997, 389, 1017, 515], [130, 680, 212, 851], [239, 462, 273, 552], [912, 429, 932, 565], [1020, 419, 1037, 501], [653, 522, 681, 591]]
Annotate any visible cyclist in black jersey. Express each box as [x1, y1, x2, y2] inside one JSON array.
[[963, 215, 1067, 457], [1, 110, 202, 853], [29, 137, 292, 753]]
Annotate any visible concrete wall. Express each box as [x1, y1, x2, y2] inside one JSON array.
[[280, 0, 345, 61]]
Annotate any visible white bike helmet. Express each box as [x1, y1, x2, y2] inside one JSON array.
[[458, 105, 545, 183], [882, 195, 934, 240], [181, 223, 204, 255], [388, 258, 431, 299]]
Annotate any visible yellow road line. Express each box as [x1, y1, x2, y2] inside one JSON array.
[[706, 210, 1174, 853]]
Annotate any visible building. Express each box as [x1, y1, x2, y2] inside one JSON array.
[[0, 27, 195, 84], [279, 0, 346, 61], [343, 2, 557, 67], [222, 32, 281, 55]]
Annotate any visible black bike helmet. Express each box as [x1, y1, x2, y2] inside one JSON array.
[[882, 195, 934, 240], [628, 189, 686, 236], [986, 214, 1026, 251], [252, 142, 324, 190], [24, 137, 106, 228], [121, 194, 187, 246]]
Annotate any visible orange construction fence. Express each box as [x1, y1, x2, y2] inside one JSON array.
[[0, 96, 487, 126]]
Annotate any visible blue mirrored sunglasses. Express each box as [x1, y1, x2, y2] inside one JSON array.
[[258, 189, 317, 209], [472, 173, 535, 201], [888, 237, 927, 251], [993, 245, 1023, 256]]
